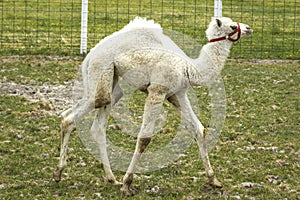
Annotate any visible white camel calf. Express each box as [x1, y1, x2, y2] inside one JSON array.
[[53, 17, 252, 196]]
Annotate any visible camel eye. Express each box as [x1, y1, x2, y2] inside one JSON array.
[[230, 25, 237, 30]]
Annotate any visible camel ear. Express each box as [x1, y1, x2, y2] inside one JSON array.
[[216, 18, 222, 27]]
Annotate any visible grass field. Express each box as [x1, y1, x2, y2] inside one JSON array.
[[0, 56, 299, 199], [0, 0, 299, 198], [0, 0, 299, 59]]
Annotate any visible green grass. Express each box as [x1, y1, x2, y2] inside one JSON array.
[[0, 0, 299, 59], [0, 56, 299, 199], [0, 56, 80, 85]]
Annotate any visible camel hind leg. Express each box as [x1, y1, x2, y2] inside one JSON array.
[[91, 79, 123, 185], [54, 60, 121, 182], [91, 106, 122, 185], [53, 98, 95, 182], [94, 63, 116, 108]]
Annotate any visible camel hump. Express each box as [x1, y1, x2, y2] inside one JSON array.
[[123, 16, 162, 32]]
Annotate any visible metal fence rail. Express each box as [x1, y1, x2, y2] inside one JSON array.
[[0, 0, 299, 59]]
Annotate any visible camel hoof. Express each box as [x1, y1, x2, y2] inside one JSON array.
[[53, 168, 62, 182], [113, 181, 123, 186], [120, 186, 135, 196], [208, 177, 223, 188], [105, 178, 122, 185]]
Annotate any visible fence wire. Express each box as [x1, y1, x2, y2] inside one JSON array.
[[0, 0, 299, 59]]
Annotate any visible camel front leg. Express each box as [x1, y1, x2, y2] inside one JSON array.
[[121, 85, 167, 196], [170, 92, 222, 188], [189, 108, 222, 187], [197, 129, 222, 188]]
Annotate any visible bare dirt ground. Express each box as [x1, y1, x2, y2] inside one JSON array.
[[0, 81, 74, 116]]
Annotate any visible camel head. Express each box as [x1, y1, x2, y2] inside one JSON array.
[[206, 17, 253, 43]]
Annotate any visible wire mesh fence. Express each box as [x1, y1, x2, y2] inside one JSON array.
[[0, 0, 299, 59]]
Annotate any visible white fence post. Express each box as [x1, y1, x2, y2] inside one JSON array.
[[80, 0, 88, 55], [214, 0, 222, 18]]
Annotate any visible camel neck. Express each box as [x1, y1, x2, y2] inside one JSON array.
[[201, 41, 232, 66], [187, 40, 232, 87]]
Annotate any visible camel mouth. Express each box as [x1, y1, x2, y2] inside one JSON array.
[[242, 29, 253, 37], [245, 29, 253, 36]]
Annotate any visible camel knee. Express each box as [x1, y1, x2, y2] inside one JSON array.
[[61, 118, 74, 138], [138, 137, 152, 153], [61, 118, 70, 130]]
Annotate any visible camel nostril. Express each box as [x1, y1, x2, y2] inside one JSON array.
[[246, 26, 251, 30]]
